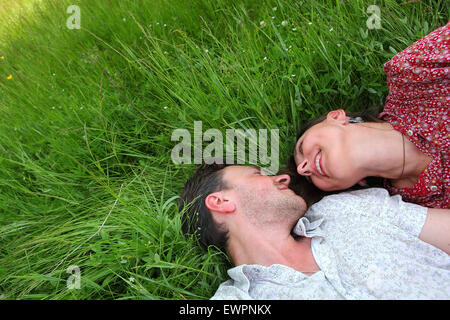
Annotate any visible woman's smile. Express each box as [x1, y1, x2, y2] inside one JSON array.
[[314, 150, 327, 177]]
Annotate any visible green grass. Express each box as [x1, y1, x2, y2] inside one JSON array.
[[0, 0, 448, 299]]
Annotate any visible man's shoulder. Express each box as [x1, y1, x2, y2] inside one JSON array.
[[210, 279, 251, 300], [210, 264, 343, 300]]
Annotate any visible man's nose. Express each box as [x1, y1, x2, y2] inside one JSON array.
[[274, 174, 291, 186], [297, 159, 312, 176]]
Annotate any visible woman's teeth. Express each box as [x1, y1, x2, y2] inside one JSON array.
[[315, 152, 324, 175]]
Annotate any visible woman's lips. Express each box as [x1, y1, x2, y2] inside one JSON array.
[[314, 151, 327, 177]]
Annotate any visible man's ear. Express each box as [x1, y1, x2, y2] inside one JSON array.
[[205, 192, 236, 214], [326, 109, 347, 124]]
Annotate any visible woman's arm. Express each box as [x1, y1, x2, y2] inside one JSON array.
[[419, 208, 450, 255]]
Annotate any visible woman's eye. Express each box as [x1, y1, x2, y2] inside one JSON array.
[[298, 141, 303, 154]]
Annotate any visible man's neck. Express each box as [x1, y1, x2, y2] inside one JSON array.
[[227, 227, 320, 275]]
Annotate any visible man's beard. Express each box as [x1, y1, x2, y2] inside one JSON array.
[[236, 186, 307, 227]]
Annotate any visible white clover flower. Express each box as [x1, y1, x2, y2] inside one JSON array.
[[272, 7, 277, 11], [129, 277, 135, 283], [163, 106, 168, 109], [204, 49, 209, 53], [263, 56, 267, 60], [292, 27, 297, 31], [308, 22, 312, 25], [329, 27, 333, 32], [281, 20, 288, 27], [260, 20, 266, 27]]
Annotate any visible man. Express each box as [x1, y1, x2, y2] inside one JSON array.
[[178, 164, 450, 299]]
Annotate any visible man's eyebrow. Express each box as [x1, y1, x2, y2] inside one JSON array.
[[251, 166, 261, 173]]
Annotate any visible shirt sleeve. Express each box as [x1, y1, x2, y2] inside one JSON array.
[[379, 23, 450, 145], [381, 22, 450, 104], [210, 281, 254, 300]]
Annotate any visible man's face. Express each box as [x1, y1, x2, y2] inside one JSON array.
[[221, 166, 308, 226]]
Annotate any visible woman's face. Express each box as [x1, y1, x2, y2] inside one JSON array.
[[293, 110, 360, 191]]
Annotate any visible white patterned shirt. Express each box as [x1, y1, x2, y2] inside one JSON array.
[[211, 188, 450, 300]]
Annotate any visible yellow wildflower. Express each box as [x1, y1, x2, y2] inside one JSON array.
[[7, 74, 12, 80], [0, 56, 4, 60]]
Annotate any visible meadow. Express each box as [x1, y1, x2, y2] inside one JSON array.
[[0, 0, 448, 299]]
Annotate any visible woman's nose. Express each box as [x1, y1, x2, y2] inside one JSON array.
[[297, 159, 312, 176], [274, 174, 291, 186]]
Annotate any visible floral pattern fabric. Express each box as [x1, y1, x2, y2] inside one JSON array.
[[379, 22, 450, 208]]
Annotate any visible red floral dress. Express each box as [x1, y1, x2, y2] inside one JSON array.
[[379, 22, 449, 208]]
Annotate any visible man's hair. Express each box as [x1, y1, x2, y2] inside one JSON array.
[[178, 162, 327, 252], [178, 163, 230, 252]]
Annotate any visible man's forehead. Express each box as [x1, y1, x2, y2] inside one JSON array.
[[222, 165, 260, 180]]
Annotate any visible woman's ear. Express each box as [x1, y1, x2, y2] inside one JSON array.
[[205, 192, 236, 214], [357, 179, 368, 187], [326, 109, 347, 123]]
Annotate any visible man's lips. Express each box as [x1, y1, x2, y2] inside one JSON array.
[[278, 185, 294, 192]]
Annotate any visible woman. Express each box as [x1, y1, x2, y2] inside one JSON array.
[[289, 23, 449, 209]]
